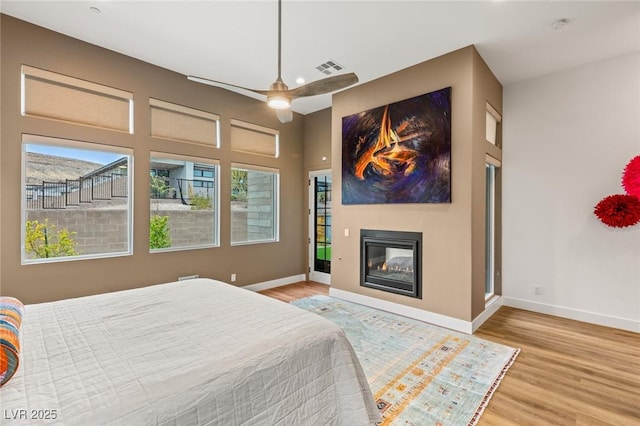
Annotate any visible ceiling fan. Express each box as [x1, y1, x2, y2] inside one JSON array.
[[187, 0, 359, 123]]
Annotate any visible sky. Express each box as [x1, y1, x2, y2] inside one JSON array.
[[26, 143, 125, 165]]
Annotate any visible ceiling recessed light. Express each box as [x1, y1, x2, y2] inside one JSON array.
[[296, 77, 305, 84], [551, 18, 569, 30], [90, 6, 101, 14]]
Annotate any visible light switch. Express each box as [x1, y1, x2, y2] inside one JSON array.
[[344, 228, 350, 237]]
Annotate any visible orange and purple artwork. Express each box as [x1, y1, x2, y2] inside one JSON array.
[[342, 87, 451, 204]]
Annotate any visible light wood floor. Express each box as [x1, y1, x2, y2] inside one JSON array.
[[259, 282, 640, 426]]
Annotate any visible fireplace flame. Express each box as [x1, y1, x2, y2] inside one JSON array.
[[373, 261, 414, 275]]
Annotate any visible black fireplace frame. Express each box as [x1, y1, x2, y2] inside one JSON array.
[[360, 229, 422, 299]]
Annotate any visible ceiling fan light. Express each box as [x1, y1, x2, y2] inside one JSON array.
[[267, 95, 290, 109]]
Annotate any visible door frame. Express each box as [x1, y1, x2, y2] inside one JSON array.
[[308, 169, 331, 285]]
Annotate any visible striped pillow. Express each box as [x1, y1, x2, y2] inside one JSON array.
[[0, 297, 24, 387]]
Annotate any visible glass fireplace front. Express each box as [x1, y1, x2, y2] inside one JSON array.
[[360, 229, 421, 298]]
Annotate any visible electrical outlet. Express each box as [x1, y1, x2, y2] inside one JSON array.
[[534, 286, 543, 295], [231, 273, 237, 282]]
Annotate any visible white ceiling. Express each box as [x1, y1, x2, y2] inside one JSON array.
[[2, 1, 639, 115]]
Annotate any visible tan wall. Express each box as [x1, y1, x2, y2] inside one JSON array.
[[303, 108, 333, 275], [304, 108, 333, 171], [331, 46, 502, 322], [471, 49, 504, 318], [1, 15, 306, 303]]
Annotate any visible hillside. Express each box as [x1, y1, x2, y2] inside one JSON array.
[[25, 152, 103, 185]]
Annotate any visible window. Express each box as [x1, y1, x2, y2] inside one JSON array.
[[193, 166, 215, 188], [22, 135, 133, 263], [149, 152, 219, 251], [193, 167, 215, 178], [231, 164, 279, 245], [485, 155, 501, 300], [486, 102, 502, 146], [151, 169, 169, 178]]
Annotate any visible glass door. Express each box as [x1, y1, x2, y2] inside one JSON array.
[[309, 171, 331, 284]]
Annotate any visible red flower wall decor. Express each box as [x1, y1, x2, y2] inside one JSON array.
[[622, 155, 640, 199], [594, 194, 640, 228]]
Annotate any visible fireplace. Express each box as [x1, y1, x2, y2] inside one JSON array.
[[360, 229, 422, 299]]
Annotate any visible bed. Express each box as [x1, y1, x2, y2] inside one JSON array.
[[0, 278, 380, 425]]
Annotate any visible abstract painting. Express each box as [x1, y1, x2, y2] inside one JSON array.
[[342, 87, 451, 204]]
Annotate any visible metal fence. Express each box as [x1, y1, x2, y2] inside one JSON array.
[[25, 173, 128, 210], [152, 177, 215, 207], [26, 175, 214, 210]]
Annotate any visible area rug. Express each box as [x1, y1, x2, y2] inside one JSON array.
[[291, 296, 519, 426]]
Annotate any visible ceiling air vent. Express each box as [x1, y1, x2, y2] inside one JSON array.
[[315, 60, 344, 75]]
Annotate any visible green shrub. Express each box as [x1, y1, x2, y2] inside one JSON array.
[[187, 182, 212, 210], [150, 215, 171, 249], [190, 193, 212, 210], [231, 169, 248, 201], [25, 219, 79, 258], [150, 174, 170, 198]]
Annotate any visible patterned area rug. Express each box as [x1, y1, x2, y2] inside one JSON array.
[[291, 296, 519, 426]]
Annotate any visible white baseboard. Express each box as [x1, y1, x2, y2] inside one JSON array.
[[472, 296, 504, 333], [308, 272, 331, 285], [502, 297, 640, 333], [242, 274, 306, 292], [329, 288, 477, 334], [245, 279, 503, 334]]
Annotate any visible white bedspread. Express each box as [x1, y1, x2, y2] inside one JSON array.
[[0, 279, 380, 425]]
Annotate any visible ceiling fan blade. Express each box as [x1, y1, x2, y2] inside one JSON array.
[[288, 73, 359, 98], [276, 108, 293, 123], [188, 0, 358, 122], [187, 75, 271, 96]]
